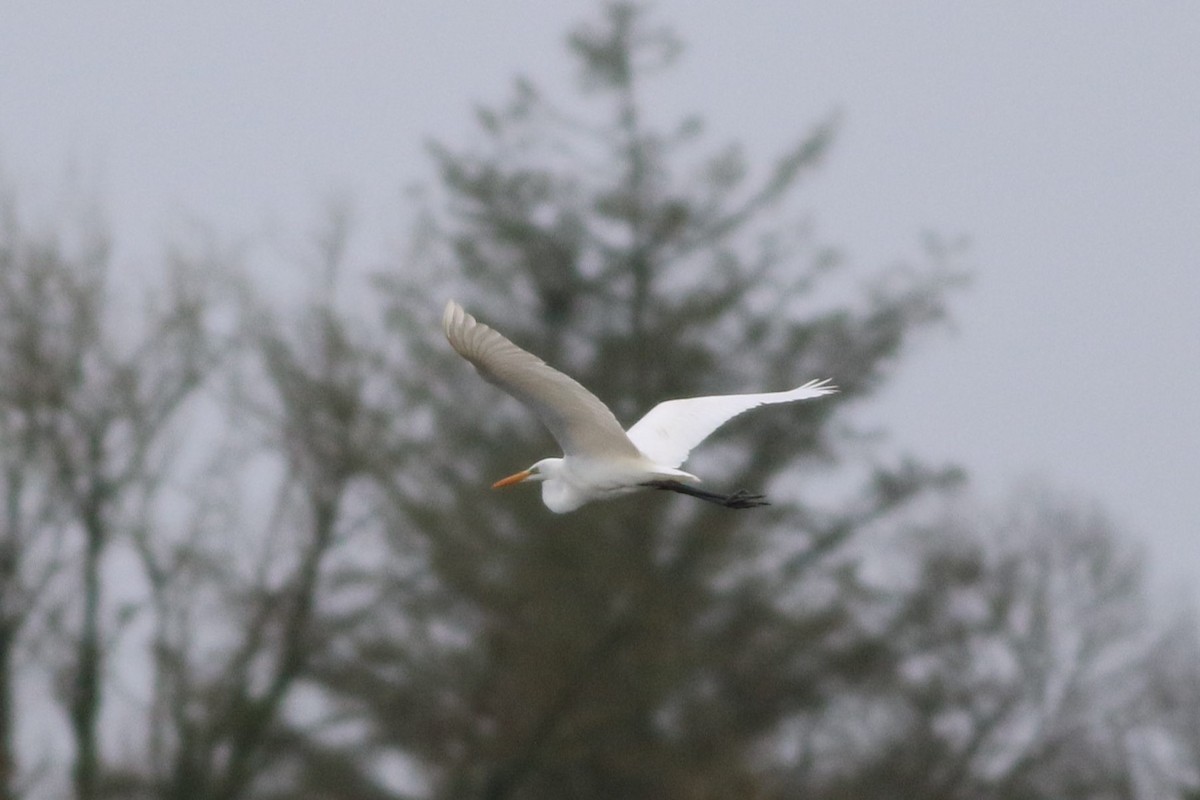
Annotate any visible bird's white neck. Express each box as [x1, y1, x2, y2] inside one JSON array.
[[533, 458, 588, 513]]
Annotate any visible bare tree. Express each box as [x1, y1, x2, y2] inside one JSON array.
[[805, 490, 1160, 800], [0, 197, 81, 800], [102, 212, 412, 800], [0, 197, 217, 799], [1143, 616, 1200, 798]]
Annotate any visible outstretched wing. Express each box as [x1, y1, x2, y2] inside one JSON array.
[[443, 301, 641, 459], [625, 379, 837, 468]]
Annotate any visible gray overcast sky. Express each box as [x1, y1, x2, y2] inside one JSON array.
[[2, 3, 1198, 601]]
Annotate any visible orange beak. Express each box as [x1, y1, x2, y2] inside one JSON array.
[[492, 469, 533, 489]]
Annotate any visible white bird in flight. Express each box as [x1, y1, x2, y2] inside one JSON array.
[[443, 300, 836, 513]]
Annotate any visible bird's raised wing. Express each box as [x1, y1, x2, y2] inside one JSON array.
[[443, 301, 641, 459], [625, 379, 837, 468]]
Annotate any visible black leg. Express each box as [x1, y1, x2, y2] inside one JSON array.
[[642, 480, 769, 509]]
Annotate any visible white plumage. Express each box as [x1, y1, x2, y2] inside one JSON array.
[[443, 300, 835, 513]]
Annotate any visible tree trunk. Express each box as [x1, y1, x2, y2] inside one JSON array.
[[0, 623, 16, 800], [70, 505, 104, 800]]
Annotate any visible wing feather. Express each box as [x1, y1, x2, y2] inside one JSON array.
[[443, 301, 641, 458], [625, 379, 837, 468]]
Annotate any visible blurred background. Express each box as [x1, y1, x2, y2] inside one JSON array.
[[1, 3, 1198, 799]]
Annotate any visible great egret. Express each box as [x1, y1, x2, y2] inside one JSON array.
[[443, 300, 836, 513]]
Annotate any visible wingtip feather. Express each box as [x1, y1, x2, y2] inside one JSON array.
[[800, 377, 838, 396], [443, 299, 462, 332], [443, 300, 476, 348]]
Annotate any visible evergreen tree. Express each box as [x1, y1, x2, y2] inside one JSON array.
[[296, 4, 962, 798]]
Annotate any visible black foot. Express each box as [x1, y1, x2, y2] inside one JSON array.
[[642, 480, 770, 510], [722, 489, 769, 509]]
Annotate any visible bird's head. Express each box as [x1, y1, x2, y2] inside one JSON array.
[[491, 457, 562, 489]]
